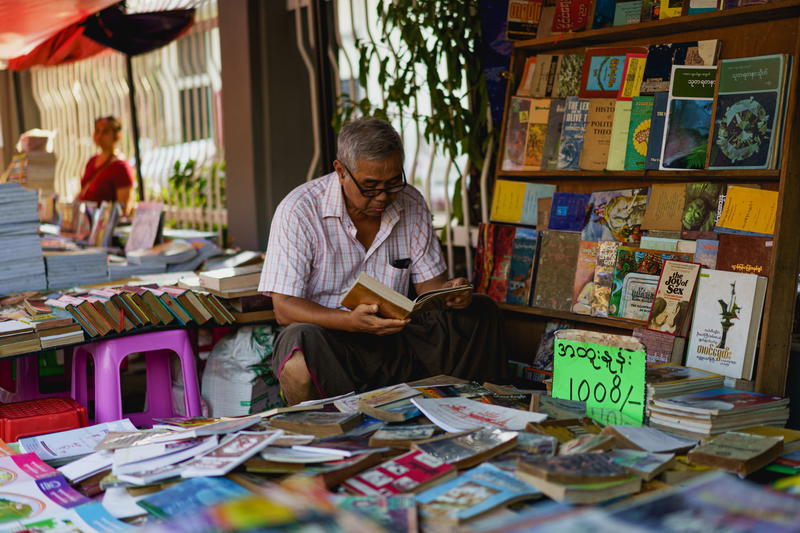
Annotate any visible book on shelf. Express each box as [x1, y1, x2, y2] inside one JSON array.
[[501, 96, 532, 170], [541, 98, 566, 169], [715, 186, 778, 236], [506, 0, 544, 40], [532, 230, 582, 311], [530, 55, 560, 98], [684, 269, 767, 380], [506, 227, 540, 306], [268, 411, 362, 438], [623, 95, 655, 170], [632, 327, 686, 365], [608, 247, 693, 321], [715, 234, 772, 277], [590, 240, 621, 317], [517, 56, 538, 96], [551, 0, 592, 33], [340, 272, 471, 320], [640, 40, 721, 95], [614, 0, 643, 25], [592, 0, 616, 28], [556, 96, 591, 170], [687, 431, 783, 475], [578, 46, 648, 98], [536, 0, 557, 38], [342, 450, 456, 496], [581, 187, 648, 243], [416, 462, 541, 524], [413, 428, 518, 469], [659, 0, 684, 18], [553, 54, 585, 99], [571, 241, 598, 315], [646, 259, 701, 336], [489, 180, 556, 226], [484, 224, 516, 302], [687, 0, 717, 13], [659, 65, 717, 170], [708, 54, 791, 170], [547, 192, 590, 231], [641, 183, 685, 232], [693, 238, 719, 269], [606, 99, 633, 170], [526, 99, 553, 169], [680, 183, 725, 239], [578, 98, 616, 170], [645, 92, 670, 170]]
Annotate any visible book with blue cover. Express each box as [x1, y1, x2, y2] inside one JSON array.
[[548, 193, 591, 232], [541, 99, 566, 170], [137, 477, 250, 518], [557, 96, 590, 170], [505, 228, 540, 306], [645, 92, 669, 170], [416, 463, 541, 523]]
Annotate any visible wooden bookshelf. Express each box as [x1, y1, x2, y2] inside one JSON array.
[[495, 2, 800, 396], [499, 303, 643, 330]]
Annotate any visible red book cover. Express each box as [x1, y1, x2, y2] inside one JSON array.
[[473, 223, 492, 294], [551, 0, 592, 32], [486, 225, 517, 302], [342, 450, 455, 496]]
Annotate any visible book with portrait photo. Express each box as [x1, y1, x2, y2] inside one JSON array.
[[646, 260, 701, 336]]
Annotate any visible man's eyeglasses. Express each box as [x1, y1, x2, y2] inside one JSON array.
[[340, 162, 407, 198]]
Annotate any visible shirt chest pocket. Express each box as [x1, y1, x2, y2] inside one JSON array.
[[385, 235, 412, 296]]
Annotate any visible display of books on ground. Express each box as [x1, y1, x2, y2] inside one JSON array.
[[0, 369, 794, 532]]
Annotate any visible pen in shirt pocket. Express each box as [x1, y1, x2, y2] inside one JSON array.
[[391, 258, 411, 269]]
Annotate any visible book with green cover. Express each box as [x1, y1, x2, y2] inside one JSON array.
[[606, 100, 633, 170], [624, 96, 655, 170], [708, 54, 788, 170]]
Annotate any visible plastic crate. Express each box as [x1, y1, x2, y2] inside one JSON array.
[[0, 397, 88, 442]]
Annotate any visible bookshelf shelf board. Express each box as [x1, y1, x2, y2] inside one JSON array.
[[498, 303, 643, 330], [513, 0, 800, 52], [495, 169, 781, 181]]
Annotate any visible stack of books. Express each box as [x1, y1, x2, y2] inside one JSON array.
[[646, 363, 725, 403], [0, 319, 40, 356], [44, 249, 109, 289], [0, 183, 47, 294]]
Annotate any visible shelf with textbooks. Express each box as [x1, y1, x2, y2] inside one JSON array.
[[512, 0, 800, 53], [499, 303, 643, 331], [490, 1, 800, 396]]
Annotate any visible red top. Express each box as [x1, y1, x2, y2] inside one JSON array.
[[78, 155, 135, 203]]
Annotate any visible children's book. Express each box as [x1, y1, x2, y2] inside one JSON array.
[[659, 65, 717, 170], [581, 188, 648, 243], [556, 96, 591, 169], [416, 463, 541, 523], [646, 260, 701, 336], [684, 269, 768, 379]]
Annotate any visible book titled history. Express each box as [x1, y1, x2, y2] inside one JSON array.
[[590, 241, 621, 317], [709, 54, 789, 170], [579, 46, 648, 98], [624, 95, 655, 171], [547, 192, 590, 231], [581, 187, 648, 243], [659, 65, 717, 170], [557, 96, 590, 169], [685, 269, 768, 380], [572, 241, 599, 315], [715, 234, 773, 278], [532, 230, 582, 311], [505, 228, 540, 306], [416, 463, 541, 524], [553, 54, 585, 98], [541, 99, 566, 169], [507, 0, 544, 40], [646, 260, 701, 336], [343, 450, 456, 496], [579, 98, 616, 170]]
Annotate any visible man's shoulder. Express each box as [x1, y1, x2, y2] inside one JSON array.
[[277, 173, 334, 214], [397, 184, 432, 216]]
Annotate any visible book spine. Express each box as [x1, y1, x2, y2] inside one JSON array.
[[65, 305, 98, 337]]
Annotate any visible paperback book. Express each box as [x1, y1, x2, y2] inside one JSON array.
[[413, 428, 518, 469], [532, 230, 582, 311], [624, 95, 655, 171], [342, 450, 456, 496], [556, 96, 590, 170], [578, 98, 616, 170], [579, 46, 648, 98], [581, 188, 648, 243], [571, 241, 598, 315], [646, 260, 701, 336]]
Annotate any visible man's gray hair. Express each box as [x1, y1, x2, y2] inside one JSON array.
[[337, 117, 404, 172]]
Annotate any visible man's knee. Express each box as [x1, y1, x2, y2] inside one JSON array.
[[281, 350, 311, 384]]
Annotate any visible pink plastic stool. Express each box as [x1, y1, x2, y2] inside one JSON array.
[[0, 354, 70, 402], [70, 329, 202, 426]]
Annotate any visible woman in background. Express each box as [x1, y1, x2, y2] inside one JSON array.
[[78, 116, 135, 216]]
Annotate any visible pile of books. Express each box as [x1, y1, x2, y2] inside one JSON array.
[[0, 183, 47, 294], [44, 249, 109, 289], [4, 372, 798, 532], [481, 180, 777, 385], [503, 44, 792, 172]]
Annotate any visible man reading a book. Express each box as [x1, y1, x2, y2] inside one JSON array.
[[259, 118, 506, 405]]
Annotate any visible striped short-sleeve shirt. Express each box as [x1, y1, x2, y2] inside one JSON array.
[[259, 172, 447, 309]]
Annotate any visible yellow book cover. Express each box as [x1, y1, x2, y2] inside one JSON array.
[[490, 180, 527, 223], [618, 54, 648, 101], [658, 0, 683, 19], [716, 186, 778, 235], [606, 100, 633, 170], [523, 99, 552, 169]]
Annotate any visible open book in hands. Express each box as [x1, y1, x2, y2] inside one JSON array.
[[341, 272, 473, 319]]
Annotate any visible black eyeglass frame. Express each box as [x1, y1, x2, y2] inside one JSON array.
[[339, 161, 407, 198]]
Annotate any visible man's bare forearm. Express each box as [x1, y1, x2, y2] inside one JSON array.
[[271, 294, 353, 331]]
